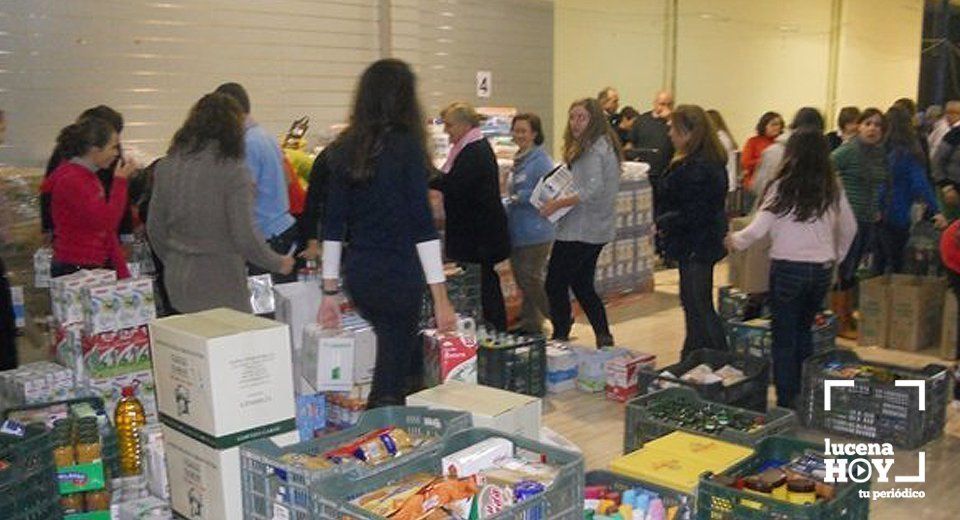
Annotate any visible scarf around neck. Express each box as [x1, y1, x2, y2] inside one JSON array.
[[441, 127, 485, 174]]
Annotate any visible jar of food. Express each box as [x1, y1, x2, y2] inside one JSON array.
[[85, 489, 111, 511], [60, 493, 84, 514], [53, 440, 76, 467], [787, 478, 817, 505], [75, 431, 102, 464]]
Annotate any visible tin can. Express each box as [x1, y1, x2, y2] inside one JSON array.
[[514, 480, 545, 520]]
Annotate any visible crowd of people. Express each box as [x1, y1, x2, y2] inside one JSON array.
[[2, 58, 960, 410]]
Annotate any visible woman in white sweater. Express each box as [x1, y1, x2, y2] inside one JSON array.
[[725, 129, 857, 409]]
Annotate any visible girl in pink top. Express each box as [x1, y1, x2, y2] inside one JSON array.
[[726, 130, 857, 409]]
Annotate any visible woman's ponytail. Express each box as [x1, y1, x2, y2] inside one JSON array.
[[56, 117, 114, 158]]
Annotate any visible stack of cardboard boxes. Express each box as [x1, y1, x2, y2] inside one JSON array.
[[50, 270, 158, 421], [149, 308, 299, 519], [859, 274, 947, 353]]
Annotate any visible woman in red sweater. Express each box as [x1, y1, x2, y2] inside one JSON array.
[[740, 111, 784, 207], [43, 118, 137, 278]]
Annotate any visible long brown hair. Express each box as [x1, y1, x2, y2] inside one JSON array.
[[168, 93, 245, 160], [762, 129, 840, 222], [706, 109, 737, 149], [670, 105, 728, 166], [562, 98, 622, 164]]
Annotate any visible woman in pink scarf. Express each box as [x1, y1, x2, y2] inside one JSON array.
[[430, 102, 511, 330]]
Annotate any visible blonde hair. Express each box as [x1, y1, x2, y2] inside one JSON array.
[[562, 98, 623, 165], [441, 102, 481, 128]]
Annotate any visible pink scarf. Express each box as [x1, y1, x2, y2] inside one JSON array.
[[441, 127, 485, 174]]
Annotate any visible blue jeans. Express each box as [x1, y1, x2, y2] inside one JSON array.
[[837, 220, 873, 290], [769, 259, 833, 408]]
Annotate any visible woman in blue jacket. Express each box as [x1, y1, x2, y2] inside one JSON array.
[[877, 106, 946, 274], [506, 113, 555, 334]]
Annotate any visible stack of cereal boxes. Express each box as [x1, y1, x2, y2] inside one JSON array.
[[50, 270, 158, 421], [595, 167, 656, 297]]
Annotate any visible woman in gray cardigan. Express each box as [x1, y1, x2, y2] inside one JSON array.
[[148, 93, 293, 313], [541, 98, 622, 346]]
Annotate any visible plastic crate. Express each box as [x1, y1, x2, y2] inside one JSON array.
[[477, 333, 547, 397], [312, 427, 584, 519], [0, 423, 63, 520], [697, 436, 869, 520], [798, 349, 951, 449], [623, 388, 797, 453], [726, 314, 837, 382], [636, 350, 770, 412], [585, 470, 694, 520], [2, 396, 121, 480], [421, 264, 482, 324], [241, 406, 472, 520]]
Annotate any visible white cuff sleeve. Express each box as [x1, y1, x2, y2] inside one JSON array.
[[416, 239, 446, 285], [321, 241, 342, 280]]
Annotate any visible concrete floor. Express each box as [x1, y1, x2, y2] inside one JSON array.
[[543, 266, 960, 520]]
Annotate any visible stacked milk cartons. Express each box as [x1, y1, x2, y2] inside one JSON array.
[[75, 274, 158, 422], [301, 312, 377, 430], [545, 342, 578, 393], [149, 308, 299, 519], [0, 361, 77, 407]]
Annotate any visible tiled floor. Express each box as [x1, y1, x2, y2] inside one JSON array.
[[543, 266, 960, 520]]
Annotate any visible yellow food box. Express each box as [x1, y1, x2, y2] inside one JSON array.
[[610, 432, 754, 495]]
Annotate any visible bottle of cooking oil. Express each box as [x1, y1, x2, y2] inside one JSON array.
[[114, 385, 146, 476]]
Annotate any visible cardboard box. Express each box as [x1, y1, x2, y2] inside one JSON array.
[[406, 381, 540, 439], [727, 216, 771, 294], [605, 352, 656, 402], [301, 325, 355, 391], [858, 276, 891, 348], [274, 282, 323, 395], [296, 392, 326, 441], [342, 314, 377, 384], [162, 423, 298, 520], [941, 290, 957, 360], [889, 275, 946, 351], [150, 308, 296, 446], [423, 330, 478, 386]]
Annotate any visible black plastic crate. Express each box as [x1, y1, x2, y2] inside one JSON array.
[[636, 349, 769, 412], [623, 388, 797, 454], [585, 470, 694, 520], [726, 314, 837, 382], [798, 349, 951, 449], [0, 423, 63, 520], [421, 263, 481, 325], [697, 436, 869, 520], [477, 333, 547, 397]]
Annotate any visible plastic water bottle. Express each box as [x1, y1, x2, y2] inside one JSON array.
[[115, 385, 146, 476]]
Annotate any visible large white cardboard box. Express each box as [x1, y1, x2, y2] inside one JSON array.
[[405, 381, 541, 439], [149, 308, 296, 445]]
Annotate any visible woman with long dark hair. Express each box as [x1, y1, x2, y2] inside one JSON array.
[[543, 98, 622, 347], [42, 117, 138, 278], [727, 130, 857, 408], [317, 59, 456, 408], [876, 106, 946, 274], [658, 105, 729, 358], [147, 93, 293, 313]]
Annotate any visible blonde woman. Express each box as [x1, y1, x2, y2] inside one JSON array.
[[542, 98, 622, 347]]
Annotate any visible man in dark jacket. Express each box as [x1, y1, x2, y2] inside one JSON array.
[[627, 90, 675, 256]]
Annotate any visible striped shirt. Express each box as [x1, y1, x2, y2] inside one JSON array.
[[831, 140, 889, 223]]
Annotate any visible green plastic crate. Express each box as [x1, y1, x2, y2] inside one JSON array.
[[798, 349, 951, 449], [697, 436, 869, 520], [0, 423, 63, 520], [623, 388, 797, 453], [585, 470, 694, 520], [241, 406, 472, 520], [311, 427, 584, 519]]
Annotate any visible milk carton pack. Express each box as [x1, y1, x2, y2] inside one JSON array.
[[546, 342, 578, 394], [605, 351, 657, 402], [342, 314, 377, 384], [301, 319, 377, 391], [423, 329, 479, 386], [117, 277, 157, 329], [574, 347, 637, 393], [51, 269, 116, 326], [33, 247, 52, 288], [85, 369, 158, 423], [82, 325, 152, 379]]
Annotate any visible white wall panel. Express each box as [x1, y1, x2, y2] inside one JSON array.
[[0, 0, 379, 165]]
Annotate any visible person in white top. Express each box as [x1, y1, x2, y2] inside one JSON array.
[[928, 100, 960, 159], [725, 129, 857, 409], [706, 109, 738, 193]]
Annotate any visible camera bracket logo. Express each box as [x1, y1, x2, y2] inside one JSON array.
[[821, 380, 927, 500]]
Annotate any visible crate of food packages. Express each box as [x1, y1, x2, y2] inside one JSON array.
[[697, 436, 869, 520], [240, 406, 472, 520], [0, 422, 63, 520], [476, 327, 547, 398], [636, 349, 770, 412], [798, 349, 951, 450], [311, 426, 584, 520], [584, 470, 694, 520], [717, 286, 769, 322], [3, 396, 121, 480], [726, 312, 837, 382], [421, 264, 481, 325], [623, 387, 797, 454]]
